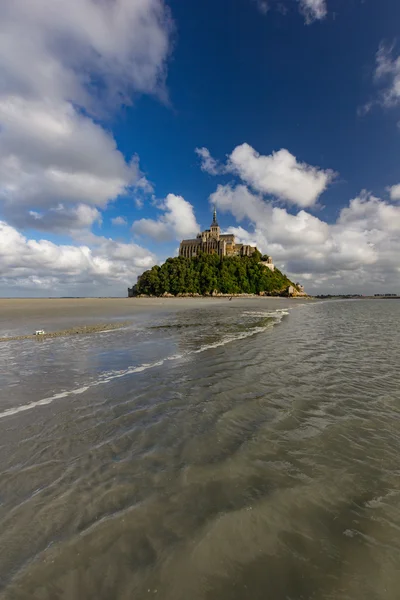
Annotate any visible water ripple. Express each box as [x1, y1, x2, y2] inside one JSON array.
[[1, 300, 400, 599]]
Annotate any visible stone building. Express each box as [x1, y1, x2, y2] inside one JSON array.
[[287, 285, 296, 296], [179, 208, 261, 260], [260, 257, 275, 272], [286, 283, 307, 297]]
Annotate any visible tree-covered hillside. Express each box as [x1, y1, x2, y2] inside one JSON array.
[[132, 251, 297, 296]]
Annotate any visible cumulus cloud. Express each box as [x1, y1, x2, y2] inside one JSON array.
[[198, 144, 334, 207], [132, 194, 200, 242], [0, 0, 171, 232], [111, 216, 128, 226], [0, 221, 156, 296], [0, 0, 172, 107], [0, 97, 137, 206], [228, 144, 334, 207], [338, 191, 400, 232], [210, 184, 400, 294], [388, 184, 400, 201]]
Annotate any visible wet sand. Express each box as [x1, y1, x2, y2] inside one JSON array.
[[0, 321, 130, 343], [0, 299, 399, 599], [1, 299, 400, 599], [0, 297, 180, 320], [0, 296, 298, 323]]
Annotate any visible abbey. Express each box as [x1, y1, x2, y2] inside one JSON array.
[[179, 208, 274, 271]]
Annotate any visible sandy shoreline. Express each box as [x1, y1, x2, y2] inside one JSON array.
[[0, 296, 301, 319], [0, 297, 309, 339]]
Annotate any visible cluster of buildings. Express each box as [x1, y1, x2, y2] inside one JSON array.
[[179, 208, 275, 270]]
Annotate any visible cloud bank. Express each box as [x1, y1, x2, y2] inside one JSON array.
[[0, 0, 173, 295], [0, 221, 155, 297], [0, 0, 171, 232]]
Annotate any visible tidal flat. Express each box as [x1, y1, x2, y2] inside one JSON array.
[[1, 298, 399, 600]]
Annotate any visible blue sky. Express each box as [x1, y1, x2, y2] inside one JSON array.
[[1, 0, 400, 296]]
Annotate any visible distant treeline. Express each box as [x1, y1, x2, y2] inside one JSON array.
[[132, 251, 296, 297], [315, 294, 399, 299]]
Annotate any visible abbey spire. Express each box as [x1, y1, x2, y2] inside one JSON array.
[[211, 205, 218, 227]]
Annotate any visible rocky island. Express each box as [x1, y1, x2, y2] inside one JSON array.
[[129, 209, 305, 298]]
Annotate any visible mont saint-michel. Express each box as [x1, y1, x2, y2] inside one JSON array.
[[179, 208, 273, 265], [129, 209, 304, 297]]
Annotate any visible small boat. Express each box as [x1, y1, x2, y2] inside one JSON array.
[[34, 330, 46, 336]]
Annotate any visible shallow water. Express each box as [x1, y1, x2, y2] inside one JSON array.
[[0, 298, 400, 599]]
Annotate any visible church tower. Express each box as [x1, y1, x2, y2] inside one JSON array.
[[210, 206, 220, 239]]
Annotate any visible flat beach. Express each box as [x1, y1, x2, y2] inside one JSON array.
[[0, 296, 298, 338], [0, 296, 297, 317]]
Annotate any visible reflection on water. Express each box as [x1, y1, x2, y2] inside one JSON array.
[[0, 299, 400, 599]]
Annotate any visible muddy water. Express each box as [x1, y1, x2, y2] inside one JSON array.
[[0, 298, 399, 599]]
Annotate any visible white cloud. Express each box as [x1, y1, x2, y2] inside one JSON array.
[[338, 192, 400, 231], [0, 0, 172, 107], [210, 184, 400, 294], [195, 147, 222, 176], [132, 194, 200, 242], [299, 0, 327, 24], [0, 220, 156, 297], [111, 216, 128, 226], [197, 144, 334, 207], [0, 0, 171, 232], [373, 44, 400, 108], [388, 184, 400, 201], [210, 184, 268, 223], [200, 143, 334, 207], [0, 98, 137, 206]]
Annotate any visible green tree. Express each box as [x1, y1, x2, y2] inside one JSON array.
[[132, 252, 297, 297]]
